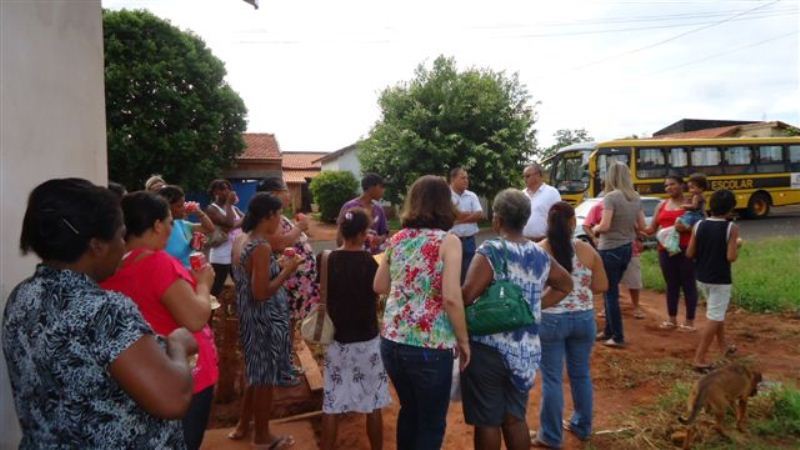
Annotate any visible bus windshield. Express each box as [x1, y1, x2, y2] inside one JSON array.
[[553, 151, 590, 194]]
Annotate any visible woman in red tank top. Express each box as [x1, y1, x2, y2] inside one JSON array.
[[645, 175, 699, 332]]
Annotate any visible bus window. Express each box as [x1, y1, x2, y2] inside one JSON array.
[[553, 153, 589, 193], [691, 147, 723, 175], [789, 145, 800, 171], [723, 146, 754, 175], [636, 148, 666, 179], [667, 147, 689, 177], [757, 145, 785, 173]]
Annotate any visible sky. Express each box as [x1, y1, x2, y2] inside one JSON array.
[[103, 0, 800, 152]]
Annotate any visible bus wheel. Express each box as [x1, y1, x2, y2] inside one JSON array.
[[745, 192, 770, 219]]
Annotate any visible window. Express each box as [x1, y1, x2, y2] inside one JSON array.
[[554, 155, 588, 193], [636, 148, 666, 178], [756, 145, 785, 173], [723, 146, 753, 175], [789, 145, 800, 171], [691, 147, 723, 175], [667, 147, 689, 177]]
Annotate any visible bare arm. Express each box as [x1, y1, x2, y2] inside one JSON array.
[[461, 254, 494, 306], [727, 224, 740, 262], [265, 218, 305, 252], [579, 241, 609, 294], [109, 330, 196, 419], [161, 275, 212, 332], [206, 202, 236, 229], [440, 234, 470, 370], [373, 250, 391, 295], [541, 255, 574, 309], [643, 200, 666, 236], [250, 243, 300, 301], [188, 209, 216, 234], [686, 223, 699, 259], [592, 207, 614, 235]]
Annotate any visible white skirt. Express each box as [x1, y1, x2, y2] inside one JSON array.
[[323, 336, 392, 414]]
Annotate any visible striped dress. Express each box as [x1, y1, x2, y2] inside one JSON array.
[[232, 238, 293, 386]]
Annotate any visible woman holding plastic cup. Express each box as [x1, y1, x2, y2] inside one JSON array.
[[101, 191, 218, 450], [157, 185, 215, 268]]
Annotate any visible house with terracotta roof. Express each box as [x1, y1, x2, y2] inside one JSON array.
[[282, 151, 326, 212], [653, 119, 798, 139], [225, 133, 283, 179]]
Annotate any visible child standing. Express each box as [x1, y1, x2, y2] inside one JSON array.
[[677, 173, 707, 230], [320, 208, 391, 450], [686, 189, 741, 372]]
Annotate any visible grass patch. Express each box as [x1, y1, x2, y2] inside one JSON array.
[[641, 236, 800, 313], [606, 380, 800, 449]]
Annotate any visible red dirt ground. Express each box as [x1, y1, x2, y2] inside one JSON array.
[[204, 289, 800, 450]]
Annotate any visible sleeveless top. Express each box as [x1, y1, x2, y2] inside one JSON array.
[[381, 228, 455, 350], [543, 244, 594, 314], [209, 203, 243, 265], [694, 218, 733, 284]]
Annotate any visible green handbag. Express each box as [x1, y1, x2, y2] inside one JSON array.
[[465, 239, 535, 336]]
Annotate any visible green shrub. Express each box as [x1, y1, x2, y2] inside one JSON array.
[[309, 171, 358, 223]]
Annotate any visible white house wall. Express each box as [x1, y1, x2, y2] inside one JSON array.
[[321, 148, 362, 182], [0, 1, 107, 446]]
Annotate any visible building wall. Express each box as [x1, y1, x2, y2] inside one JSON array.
[[0, 2, 108, 446], [321, 148, 362, 181]]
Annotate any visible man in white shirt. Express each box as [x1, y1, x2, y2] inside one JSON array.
[[450, 167, 484, 283], [522, 163, 561, 241]]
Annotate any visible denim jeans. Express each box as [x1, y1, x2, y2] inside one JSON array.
[[380, 338, 454, 450], [538, 310, 596, 447], [459, 236, 476, 284], [599, 243, 632, 343]]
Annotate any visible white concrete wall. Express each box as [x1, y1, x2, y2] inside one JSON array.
[[0, 2, 107, 447], [320, 148, 362, 182]]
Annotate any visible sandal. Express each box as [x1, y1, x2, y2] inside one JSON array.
[[634, 309, 646, 320], [227, 428, 249, 440], [692, 364, 714, 374], [253, 435, 295, 450], [529, 430, 557, 448], [678, 324, 697, 333], [595, 332, 611, 341], [602, 338, 626, 348], [725, 344, 738, 357], [658, 321, 677, 330], [563, 420, 590, 441]]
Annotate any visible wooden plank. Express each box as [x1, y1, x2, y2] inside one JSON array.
[[296, 340, 324, 392]]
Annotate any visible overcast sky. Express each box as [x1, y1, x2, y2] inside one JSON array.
[[103, 0, 799, 152]]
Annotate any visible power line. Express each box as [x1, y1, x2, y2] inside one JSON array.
[[571, 0, 784, 70]]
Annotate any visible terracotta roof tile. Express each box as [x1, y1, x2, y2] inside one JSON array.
[[240, 133, 281, 160], [283, 170, 321, 184], [282, 152, 327, 170], [654, 125, 741, 139]]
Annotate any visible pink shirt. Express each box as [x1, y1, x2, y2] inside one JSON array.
[[585, 201, 642, 256], [102, 249, 218, 393]]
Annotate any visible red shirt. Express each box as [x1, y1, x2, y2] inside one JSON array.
[[585, 201, 642, 256], [101, 249, 218, 393], [655, 202, 691, 249]]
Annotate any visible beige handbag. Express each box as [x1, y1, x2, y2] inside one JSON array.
[[301, 250, 335, 345]]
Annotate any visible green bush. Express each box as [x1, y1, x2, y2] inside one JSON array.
[[309, 171, 358, 223]]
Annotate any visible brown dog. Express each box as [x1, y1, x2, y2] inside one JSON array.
[[678, 363, 762, 449]]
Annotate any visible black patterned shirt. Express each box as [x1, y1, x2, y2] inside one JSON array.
[[2, 265, 185, 449]]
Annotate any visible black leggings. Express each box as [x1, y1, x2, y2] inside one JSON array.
[[210, 263, 230, 297], [183, 385, 214, 450]]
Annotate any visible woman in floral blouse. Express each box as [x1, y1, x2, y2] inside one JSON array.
[[534, 202, 608, 448], [461, 190, 573, 450], [374, 175, 470, 450], [3, 178, 196, 449]]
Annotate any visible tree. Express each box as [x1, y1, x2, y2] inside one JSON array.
[[309, 171, 359, 223], [534, 128, 593, 162], [359, 56, 537, 203], [104, 9, 247, 191]]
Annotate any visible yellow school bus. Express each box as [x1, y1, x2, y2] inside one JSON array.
[[541, 141, 596, 206], [588, 137, 800, 218]]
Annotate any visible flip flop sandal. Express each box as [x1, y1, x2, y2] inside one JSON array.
[[725, 345, 738, 357], [227, 429, 249, 440], [563, 420, 590, 441], [658, 321, 677, 329], [602, 338, 626, 348], [634, 309, 646, 319], [528, 430, 557, 448], [678, 324, 697, 332], [596, 332, 611, 341], [253, 435, 295, 450]]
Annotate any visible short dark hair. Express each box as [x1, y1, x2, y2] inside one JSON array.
[[208, 179, 231, 196], [20, 178, 122, 263], [108, 181, 127, 198], [339, 208, 370, 240], [665, 174, 684, 185], [401, 175, 456, 230], [256, 176, 287, 193], [687, 173, 708, 190], [449, 167, 465, 182], [121, 191, 170, 239], [361, 173, 384, 191], [709, 189, 736, 216], [157, 185, 185, 204], [241, 193, 283, 232]]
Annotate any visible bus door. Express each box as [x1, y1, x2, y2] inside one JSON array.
[[591, 147, 631, 197]]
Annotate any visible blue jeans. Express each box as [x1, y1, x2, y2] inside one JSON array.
[[538, 310, 596, 447], [459, 235, 476, 284], [599, 243, 632, 343], [380, 338, 454, 450]]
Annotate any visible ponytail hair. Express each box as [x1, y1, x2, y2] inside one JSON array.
[[339, 208, 369, 240], [546, 201, 575, 273], [241, 193, 283, 232]]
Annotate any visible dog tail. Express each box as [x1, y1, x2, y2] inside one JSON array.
[[678, 383, 708, 425]]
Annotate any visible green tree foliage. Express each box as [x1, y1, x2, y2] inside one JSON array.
[[359, 56, 537, 203], [104, 9, 247, 191], [309, 171, 359, 223], [535, 128, 593, 162]]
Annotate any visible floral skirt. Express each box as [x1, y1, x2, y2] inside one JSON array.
[[323, 336, 392, 414]]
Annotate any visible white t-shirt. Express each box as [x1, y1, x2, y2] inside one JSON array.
[[522, 183, 561, 239], [208, 204, 243, 265], [450, 189, 482, 237]]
